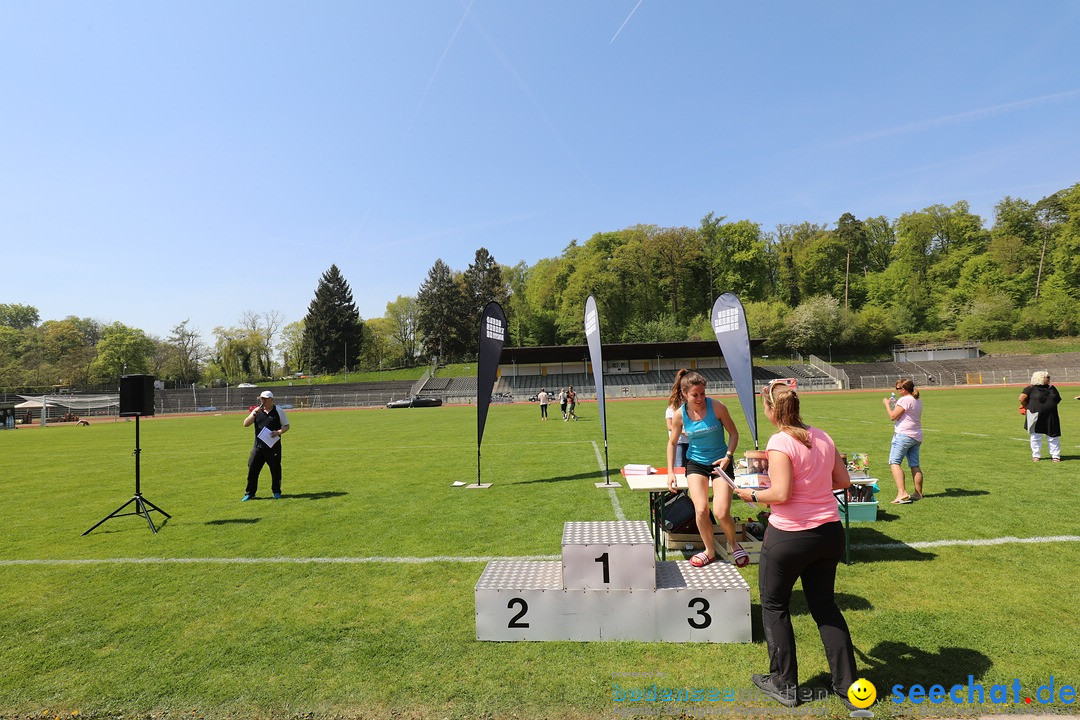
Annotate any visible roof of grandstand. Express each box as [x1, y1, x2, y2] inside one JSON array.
[[500, 339, 764, 364]]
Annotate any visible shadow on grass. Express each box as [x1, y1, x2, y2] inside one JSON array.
[[205, 518, 260, 525], [924, 487, 990, 498], [847, 527, 937, 563], [803, 641, 993, 699], [281, 491, 348, 500], [516, 471, 604, 484]]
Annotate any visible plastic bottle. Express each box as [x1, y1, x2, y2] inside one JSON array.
[[889, 392, 896, 409]]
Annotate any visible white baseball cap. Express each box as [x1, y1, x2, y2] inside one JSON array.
[[259, 390, 274, 399]]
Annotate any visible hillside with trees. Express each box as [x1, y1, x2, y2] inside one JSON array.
[[2, 182, 1078, 390]]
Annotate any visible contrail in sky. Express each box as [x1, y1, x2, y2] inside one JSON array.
[[832, 88, 1080, 147], [465, 5, 593, 184], [344, 0, 475, 254], [611, 0, 645, 44]]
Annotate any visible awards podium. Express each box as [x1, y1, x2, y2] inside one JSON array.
[[475, 520, 751, 642]]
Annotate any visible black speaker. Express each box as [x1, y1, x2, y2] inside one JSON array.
[[119, 374, 156, 417]]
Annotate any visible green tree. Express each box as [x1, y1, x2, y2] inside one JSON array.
[[164, 320, 206, 386], [461, 248, 508, 332], [384, 295, 420, 364], [89, 323, 156, 383], [278, 320, 305, 375], [416, 259, 468, 361], [836, 213, 869, 309], [0, 303, 40, 329], [786, 295, 844, 357], [302, 265, 365, 373], [700, 214, 772, 303], [361, 316, 398, 370], [743, 300, 790, 354]]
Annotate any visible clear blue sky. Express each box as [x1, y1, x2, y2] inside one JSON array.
[[3, 1, 1078, 345]]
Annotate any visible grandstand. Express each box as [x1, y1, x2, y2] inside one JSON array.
[[842, 352, 1080, 389]]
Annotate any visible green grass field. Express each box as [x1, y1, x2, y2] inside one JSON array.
[[1, 387, 1078, 719]]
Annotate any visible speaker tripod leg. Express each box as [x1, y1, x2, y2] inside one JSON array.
[[138, 496, 172, 520], [82, 496, 139, 536], [134, 496, 159, 534]]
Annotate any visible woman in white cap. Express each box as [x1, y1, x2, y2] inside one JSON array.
[[241, 390, 289, 500]]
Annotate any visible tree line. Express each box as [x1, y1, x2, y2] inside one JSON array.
[[3, 182, 1078, 390]]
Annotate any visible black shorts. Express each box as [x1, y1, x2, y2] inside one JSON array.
[[685, 459, 731, 479]]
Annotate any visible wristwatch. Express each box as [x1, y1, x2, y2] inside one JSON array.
[[751, 490, 758, 503]]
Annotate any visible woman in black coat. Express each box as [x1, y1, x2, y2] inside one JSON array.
[[1020, 371, 1062, 462]]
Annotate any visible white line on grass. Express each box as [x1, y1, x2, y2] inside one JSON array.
[[0, 555, 562, 566], [851, 535, 1080, 551], [961, 432, 990, 437], [593, 440, 625, 520], [5, 536, 1078, 568]]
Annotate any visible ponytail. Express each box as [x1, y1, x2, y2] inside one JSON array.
[[763, 381, 810, 448], [897, 378, 919, 399], [668, 369, 689, 408]]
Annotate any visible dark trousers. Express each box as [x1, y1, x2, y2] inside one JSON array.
[[541, 404, 548, 419], [758, 521, 856, 694], [246, 444, 282, 496]]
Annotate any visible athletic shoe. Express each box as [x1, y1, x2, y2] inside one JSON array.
[[241, 494, 251, 502], [273, 493, 282, 499], [752, 674, 799, 708], [833, 688, 859, 712]]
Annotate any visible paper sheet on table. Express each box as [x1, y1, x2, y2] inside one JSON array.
[[258, 427, 278, 447]]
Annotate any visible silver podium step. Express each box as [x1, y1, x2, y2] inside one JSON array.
[[475, 520, 751, 643]]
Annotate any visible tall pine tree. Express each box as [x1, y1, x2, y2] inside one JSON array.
[[416, 259, 468, 362], [301, 265, 364, 373], [461, 247, 507, 331]]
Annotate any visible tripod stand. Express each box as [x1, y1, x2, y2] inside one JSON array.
[[83, 415, 171, 535]]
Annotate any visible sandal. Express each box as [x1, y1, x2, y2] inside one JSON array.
[[732, 547, 750, 568], [891, 497, 912, 505], [690, 551, 715, 568]]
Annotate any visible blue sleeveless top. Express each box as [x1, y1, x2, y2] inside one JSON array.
[[681, 398, 728, 464]]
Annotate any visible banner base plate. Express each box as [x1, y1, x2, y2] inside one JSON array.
[[595, 481, 621, 488], [466, 483, 493, 489]]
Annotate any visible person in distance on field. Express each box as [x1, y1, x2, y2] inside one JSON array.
[[1020, 371, 1062, 463], [537, 387, 550, 421], [242, 390, 290, 501], [884, 378, 924, 503]]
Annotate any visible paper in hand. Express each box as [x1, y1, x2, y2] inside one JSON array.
[[258, 427, 278, 447]]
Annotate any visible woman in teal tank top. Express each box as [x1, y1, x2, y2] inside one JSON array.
[[666, 369, 747, 567]]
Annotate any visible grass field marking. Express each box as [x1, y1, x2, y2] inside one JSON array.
[[852, 535, 1080, 551], [0, 554, 563, 567], [961, 432, 991, 437], [5, 535, 1079, 567], [593, 439, 626, 520]]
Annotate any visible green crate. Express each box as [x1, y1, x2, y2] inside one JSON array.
[[840, 500, 878, 522]]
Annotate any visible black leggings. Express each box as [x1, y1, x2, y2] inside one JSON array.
[[758, 521, 856, 694]]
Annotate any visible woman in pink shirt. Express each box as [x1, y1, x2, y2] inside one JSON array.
[[734, 380, 857, 709], [884, 378, 924, 503]]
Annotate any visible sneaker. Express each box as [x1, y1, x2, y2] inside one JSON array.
[[273, 493, 282, 499], [241, 494, 252, 502], [833, 688, 859, 712], [752, 674, 799, 708]]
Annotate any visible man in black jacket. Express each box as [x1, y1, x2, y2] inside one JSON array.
[[242, 390, 290, 500]]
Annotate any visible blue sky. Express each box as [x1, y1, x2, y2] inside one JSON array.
[[3, 1, 1079, 344]]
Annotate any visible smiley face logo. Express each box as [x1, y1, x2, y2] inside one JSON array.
[[848, 678, 877, 708]]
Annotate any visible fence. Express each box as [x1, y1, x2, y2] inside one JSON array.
[[856, 366, 1078, 390]]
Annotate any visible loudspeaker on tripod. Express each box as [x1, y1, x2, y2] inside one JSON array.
[[120, 374, 156, 417]]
